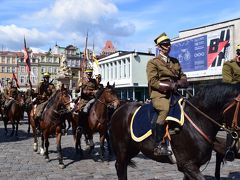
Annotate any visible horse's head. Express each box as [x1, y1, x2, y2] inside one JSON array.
[[59, 84, 74, 112], [100, 82, 120, 109]]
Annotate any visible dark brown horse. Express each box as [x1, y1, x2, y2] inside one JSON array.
[[110, 83, 240, 180], [3, 92, 25, 136], [30, 86, 73, 168], [23, 89, 37, 134], [74, 82, 120, 160], [214, 94, 240, 180]]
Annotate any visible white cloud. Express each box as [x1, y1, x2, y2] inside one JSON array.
[[0, 0, 136, 52]]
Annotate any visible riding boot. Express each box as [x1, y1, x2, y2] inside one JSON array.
[[153, 123, 172, 156]]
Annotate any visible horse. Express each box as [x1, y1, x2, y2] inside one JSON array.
[[110, 83, 240, 180], [3, 92, 25, 136], [29, 85, 73, 168], [214, 93, 240, 180], [23, 89, 37, 134], [74, 82, 120, 160]]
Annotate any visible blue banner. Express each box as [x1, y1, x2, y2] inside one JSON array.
[[170, 35, 207, 72]]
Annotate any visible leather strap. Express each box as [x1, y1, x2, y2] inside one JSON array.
[[184, 112, 212, 144]]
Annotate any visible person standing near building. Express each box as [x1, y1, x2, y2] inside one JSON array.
[[222, 44, 240, 83], [146, 32, 188, 156]]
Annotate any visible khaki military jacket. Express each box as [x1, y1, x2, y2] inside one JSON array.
[[146, 54, 187, 99], [222, 58, 240, 84], [81, 78, 98, 100]]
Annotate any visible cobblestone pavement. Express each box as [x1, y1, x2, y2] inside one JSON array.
[[0, 118, 239, 180]]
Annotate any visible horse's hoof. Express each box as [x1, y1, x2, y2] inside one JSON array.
[[59, 163, 65, 169], [33, 143, 38, 152], [40, 148, 45, 155], [45, 157, 50, 162]]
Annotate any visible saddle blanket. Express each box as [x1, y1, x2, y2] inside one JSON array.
[[130, 95, 185, 142]]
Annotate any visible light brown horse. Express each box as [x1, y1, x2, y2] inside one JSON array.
[[3, 92, 25, 136], [74, 82, 120, 160], [30, 86, 73, 168]]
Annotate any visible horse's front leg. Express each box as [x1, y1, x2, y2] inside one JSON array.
[[75, 126, 83, 156], [40, 132, 45, 156], [56, 126, 65, 169], [10, 121, 15, 137], [30, 116, 38, 151], [43, 132, 50, 161], [181, 164, 205, 180], [99, 133, 105, 161], [15, 120, 19, 136], [27, 112, 31, 134], [105, 130, 112, 158], [3, 116, 8, 135]]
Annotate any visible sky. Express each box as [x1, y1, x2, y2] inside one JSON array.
[[1, 0, 240, 54]]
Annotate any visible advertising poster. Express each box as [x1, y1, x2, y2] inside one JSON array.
[[169, 27, 232, 78]]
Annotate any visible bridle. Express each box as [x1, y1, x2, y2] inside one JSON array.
[[97, 89, 119, 108], [178, 91, 239, 145], [223, 94, 240, 129]]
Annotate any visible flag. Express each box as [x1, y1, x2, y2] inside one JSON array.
[[92, 51, 100, 77], [84, 32, 88, 63], [12, 72, 20, 88], [24, 37, 31, 75]]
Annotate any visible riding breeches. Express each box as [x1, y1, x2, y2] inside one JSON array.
[[151, 96, 170, 124]]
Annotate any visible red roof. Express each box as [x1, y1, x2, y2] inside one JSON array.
[[102, 40, 116, 55]]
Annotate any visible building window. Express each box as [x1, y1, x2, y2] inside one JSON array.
[[7, 67, 11, 73], [20, 66, 25, 73], [7, 57, 10, 64], [2, 66, 5, 73], [2, 57, 5, 64], [123, 59, 126, 78], [41, 67, 46, 73], [12, 57, 16, 64], [48, 67, 52, 73], [118, 61, 121, 79], [20, 76, 25, 84], [127, 58, 130, 78], [110, 63, 113, 80]]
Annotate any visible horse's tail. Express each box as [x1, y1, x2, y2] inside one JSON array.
[[128, 160, 136, 168]]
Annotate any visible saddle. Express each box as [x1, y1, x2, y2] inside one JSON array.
[[130, 95, 185, 142]]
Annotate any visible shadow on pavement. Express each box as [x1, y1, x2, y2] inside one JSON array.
[[205, 171, 240, 179]]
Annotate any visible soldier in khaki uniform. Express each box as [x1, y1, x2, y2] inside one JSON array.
[[4, 80, 19, 113], [34, 72, 55, 120], [75, 69, 98, 113], [146, 32, 188, 156], [222, 44, 240, 84]]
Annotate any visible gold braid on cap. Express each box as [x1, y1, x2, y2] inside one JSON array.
[[157, 35, 170, 45]]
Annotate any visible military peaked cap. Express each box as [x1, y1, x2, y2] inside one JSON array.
[[154, 32, 170, 45]]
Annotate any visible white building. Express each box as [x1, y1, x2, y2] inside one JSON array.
[[99, 51, 154, 101]]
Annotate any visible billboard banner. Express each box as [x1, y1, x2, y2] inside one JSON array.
[[169, 27, 232, 78]]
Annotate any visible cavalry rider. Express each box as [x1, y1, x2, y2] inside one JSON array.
[[34, 72, 55, 121], [222, 44, 240, 84], [75, 68, 98, 113], [146, 32, 188, 156], [3, 80, 19, 114]]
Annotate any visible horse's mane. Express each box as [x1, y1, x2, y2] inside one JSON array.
[[45, 90, 60, 109], [191, 82, 240, 110], [95, 88, 104, 99]]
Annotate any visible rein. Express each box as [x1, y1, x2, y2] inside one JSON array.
[[176, 91, 239, 145], [97, 98, 118, 108], [223, 94, 240, 129]]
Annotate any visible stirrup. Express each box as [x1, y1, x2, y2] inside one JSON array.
[[153, 144, 172, 156]]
